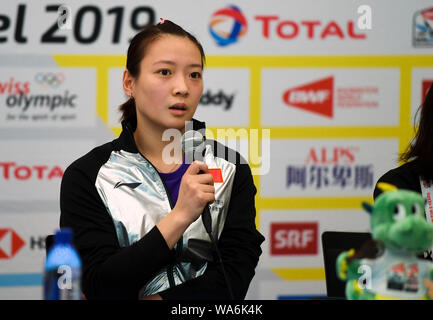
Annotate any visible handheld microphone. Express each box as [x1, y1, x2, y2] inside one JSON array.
[[181, 129, 212, 234], [181, 129, 234, 300]]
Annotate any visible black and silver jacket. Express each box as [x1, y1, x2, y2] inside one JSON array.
[[60, 116, 265, 300]]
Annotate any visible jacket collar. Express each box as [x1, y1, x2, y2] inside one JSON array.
[[115, 115, 206, 153]]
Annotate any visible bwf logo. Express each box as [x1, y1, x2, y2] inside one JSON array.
[[283, 77, 334, 118]]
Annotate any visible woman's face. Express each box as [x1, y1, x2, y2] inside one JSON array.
[[128, 34, 203, 132]]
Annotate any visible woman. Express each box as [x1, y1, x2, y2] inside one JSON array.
[[373, 83, 433, 260], [373, 83, 433, 199], [59, 20, 265, 300]]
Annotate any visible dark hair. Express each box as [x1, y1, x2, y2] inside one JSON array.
[[347, 239, 385, 263], [400, 82, 433, 179], [119, 20, 206, 123]]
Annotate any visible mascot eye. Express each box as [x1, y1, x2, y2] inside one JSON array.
[[411, 203, 422, 216], [393, 203, 406, 221]]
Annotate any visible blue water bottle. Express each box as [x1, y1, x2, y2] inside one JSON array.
[[43, 229, 82, 300]]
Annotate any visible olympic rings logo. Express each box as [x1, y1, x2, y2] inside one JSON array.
[[209, 5, 248, 47], [34, 72, 65, 88]]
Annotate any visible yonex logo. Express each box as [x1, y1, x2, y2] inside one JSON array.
[[209, 5, 248, 46], [114, 182, 141, 189]]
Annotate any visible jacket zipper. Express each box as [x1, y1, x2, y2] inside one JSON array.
[[125, 125, 182, 289]]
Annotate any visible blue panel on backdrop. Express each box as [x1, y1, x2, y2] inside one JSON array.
[[0, 273, 42, 287]]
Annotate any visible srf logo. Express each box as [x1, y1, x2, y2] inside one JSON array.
[[209, 5, 248, 46], [270, 222, 318, 255], [0, 228, 26, 259], [283, 77, 334, 118]]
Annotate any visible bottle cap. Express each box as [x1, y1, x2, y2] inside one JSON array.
[[54, 228, 73, 244]]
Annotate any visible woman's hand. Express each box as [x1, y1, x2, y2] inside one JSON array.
[[156, 161, 214, 249], [174, 161, 215, 225]]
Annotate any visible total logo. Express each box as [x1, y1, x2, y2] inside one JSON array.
[[270, 222, 318, 255], [209, 6, 367, 46], [0, 228, 25, 259], [209, 5, 248, 46], [255, 16, 366, 40], [0, 162, 64, 180]]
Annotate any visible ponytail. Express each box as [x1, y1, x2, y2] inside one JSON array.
[[119, 97, 136, 123]]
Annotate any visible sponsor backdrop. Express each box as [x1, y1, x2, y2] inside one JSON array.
[[0, 0, 432, 300]]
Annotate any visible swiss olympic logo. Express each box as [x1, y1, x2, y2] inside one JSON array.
[[34, 72, 65, 88], [209, 5, 248, 46]]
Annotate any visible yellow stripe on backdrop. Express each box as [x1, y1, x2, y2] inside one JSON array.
[[53, 54, 433, 281], [272, 267, 326, 281], [53, 55, 126, 128]]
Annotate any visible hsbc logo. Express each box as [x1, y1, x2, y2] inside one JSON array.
[[283, 77, 333, 118], [270, 222, 318, 255], [0, 228, 25, 259]]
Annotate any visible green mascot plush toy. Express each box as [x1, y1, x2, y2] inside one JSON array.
[[336, 182, 433, 300]]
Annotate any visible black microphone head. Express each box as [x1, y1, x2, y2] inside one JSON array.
[[181, 130, 204, 153], [181, 130, 205, 163]]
